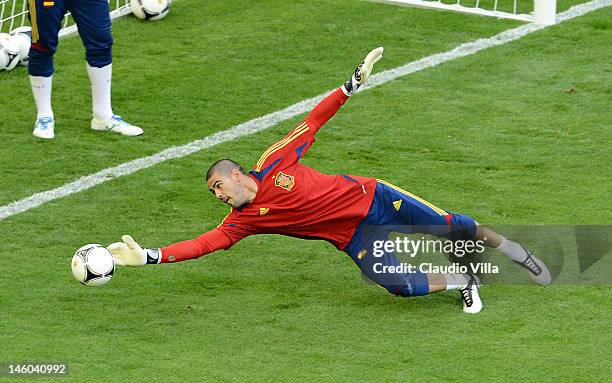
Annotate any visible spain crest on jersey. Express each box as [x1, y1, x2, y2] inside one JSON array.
[[274, 171, 295, 191]]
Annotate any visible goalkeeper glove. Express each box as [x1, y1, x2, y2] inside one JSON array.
[[342, 46, 384, 96], [107, 235, 161, 266]]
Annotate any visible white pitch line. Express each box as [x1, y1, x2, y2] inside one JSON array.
[[1, 0, 610, 222]]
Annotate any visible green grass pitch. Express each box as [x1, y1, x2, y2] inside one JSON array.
[[0, 0, 611, 381]]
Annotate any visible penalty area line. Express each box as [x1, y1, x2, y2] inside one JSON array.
[[0, 0, 610, 222]]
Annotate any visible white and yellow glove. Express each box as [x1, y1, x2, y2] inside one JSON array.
[[107, 235, 161, 266], [342, 46, 384, 96]]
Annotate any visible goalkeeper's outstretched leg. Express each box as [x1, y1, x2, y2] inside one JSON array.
[[344, 180, 552, 314]]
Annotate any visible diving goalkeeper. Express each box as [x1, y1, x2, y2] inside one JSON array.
[[108, 47, 551, 314]]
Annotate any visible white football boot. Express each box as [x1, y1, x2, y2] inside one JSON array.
[[459, 275, 482, 314], [91, 114, 143, 136], [33, 116, 55, 139], [514, 247, 552, 286]]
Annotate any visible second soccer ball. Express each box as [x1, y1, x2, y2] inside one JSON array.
[[131, 0, 171, 21], [0, 33, 20, 71], [9, 26, 32, 66]]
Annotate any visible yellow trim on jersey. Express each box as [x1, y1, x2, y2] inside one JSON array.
[[255, 122, 308, 171], [255, 122, 310, 171], [377, 179, 448, 216], [217, 208, 234, 227], [256, 122, 306, 165], [28, 0, 39, 43]]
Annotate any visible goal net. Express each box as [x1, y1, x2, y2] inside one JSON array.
[[377, 0, 557, 25], [0, 0, 132, 35]]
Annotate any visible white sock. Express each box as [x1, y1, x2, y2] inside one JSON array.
[[30, 75, 54, 119], [87, 63, 113, 121], [496, 237, 528, 262], [442, 273, 469, 291]]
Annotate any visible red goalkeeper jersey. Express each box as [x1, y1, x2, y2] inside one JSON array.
[[160, 88, 377, 263]]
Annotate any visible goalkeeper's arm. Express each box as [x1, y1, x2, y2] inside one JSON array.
[[302, 46, 384, 133], [108, 229, 233, 266], [340, 46, 383, 96]]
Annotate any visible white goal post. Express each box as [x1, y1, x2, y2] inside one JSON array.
[[0, 0, 132, 35], [377, 0, 557, 25]]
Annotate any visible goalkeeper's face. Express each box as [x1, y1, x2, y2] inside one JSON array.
[[207, 169, 253, 208]]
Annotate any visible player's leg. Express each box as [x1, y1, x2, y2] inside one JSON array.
[[70, 0, 143, 136], [428, 272, 482, 314], [378, 179, 551, 286], [28, 0, 68, 139], [344, 225, 482, 313], [473, 225, 551, 285]]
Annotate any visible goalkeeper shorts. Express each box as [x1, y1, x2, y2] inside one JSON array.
[[343, 180, 477, 297]]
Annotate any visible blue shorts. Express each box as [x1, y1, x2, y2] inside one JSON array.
[[29, 0, 113, 75], [344, 180, 477, 297]]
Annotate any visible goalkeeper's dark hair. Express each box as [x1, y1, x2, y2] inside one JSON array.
[[206, 159, 246, 181]]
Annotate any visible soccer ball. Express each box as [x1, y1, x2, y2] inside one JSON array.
[[0, 33, 20, 71], [9, 26, 32, 66], [71, 244, 115, 286], [130, 0, 171, 21]]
